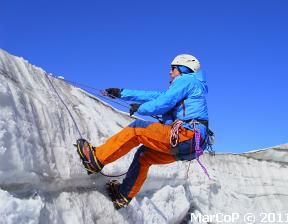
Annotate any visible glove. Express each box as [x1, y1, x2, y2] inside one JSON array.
[[129, 103, 141, 116], [104, 88, 121, 98]]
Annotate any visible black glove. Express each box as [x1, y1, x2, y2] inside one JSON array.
[[104, 88, 121, 98], [129, 103, 141, 116]]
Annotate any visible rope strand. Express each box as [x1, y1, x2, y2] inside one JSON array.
[[45, 73, 127, 177], [46, 74, 83, 139], [52, 75, 163, 122]]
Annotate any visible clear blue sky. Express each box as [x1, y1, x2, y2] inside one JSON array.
[[1, 0, 287, 153]]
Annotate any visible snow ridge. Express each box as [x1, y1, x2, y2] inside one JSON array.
[[0, 49, 288, 224]]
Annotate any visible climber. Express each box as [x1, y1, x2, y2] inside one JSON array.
[[76, 54, 210, 209]]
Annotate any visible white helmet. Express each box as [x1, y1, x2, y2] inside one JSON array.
[[171, 54, 200, 72]]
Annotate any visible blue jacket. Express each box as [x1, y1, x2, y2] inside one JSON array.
[[121, 71, 209, 135]]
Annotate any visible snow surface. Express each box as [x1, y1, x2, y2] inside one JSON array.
[[0, 49, 288, 224]]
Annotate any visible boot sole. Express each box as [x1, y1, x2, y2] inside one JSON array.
[[75, 140, 97, 175]]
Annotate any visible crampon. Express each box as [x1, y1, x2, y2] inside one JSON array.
[[75, 138, 103, 175], [106, 180, 131, 209]]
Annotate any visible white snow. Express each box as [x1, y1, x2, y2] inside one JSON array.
[[141, 185, 190, 223], [0, 189, 43, 224], [0, 48, 288, 224]]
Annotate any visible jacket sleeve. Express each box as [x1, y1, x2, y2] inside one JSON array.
[[137, 76, 195, 115], [120, 89, 163, 103]]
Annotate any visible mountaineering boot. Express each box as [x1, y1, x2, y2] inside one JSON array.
[[76, 138, 103, 175], [106, 180, 131, 209]]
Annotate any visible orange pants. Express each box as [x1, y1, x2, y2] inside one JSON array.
[[95, 120, 195, 198]]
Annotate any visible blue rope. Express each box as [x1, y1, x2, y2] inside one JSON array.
[[51, 76, 163, 123]]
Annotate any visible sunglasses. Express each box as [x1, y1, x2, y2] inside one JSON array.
[[171, 66, 179, 71]]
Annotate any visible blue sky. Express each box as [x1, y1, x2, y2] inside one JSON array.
[[1, 0, 288, 153]]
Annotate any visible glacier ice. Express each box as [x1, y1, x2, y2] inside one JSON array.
[[0, 49, 288, 224]]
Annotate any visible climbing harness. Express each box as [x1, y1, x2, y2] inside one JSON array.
[[170, 119, 211, 179]]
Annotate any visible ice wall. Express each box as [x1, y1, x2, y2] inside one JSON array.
[[0, 49, 287, 224]]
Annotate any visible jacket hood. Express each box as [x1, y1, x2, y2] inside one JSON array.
[[187, 70, 206, 82], [185, 70, 208, 93]]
